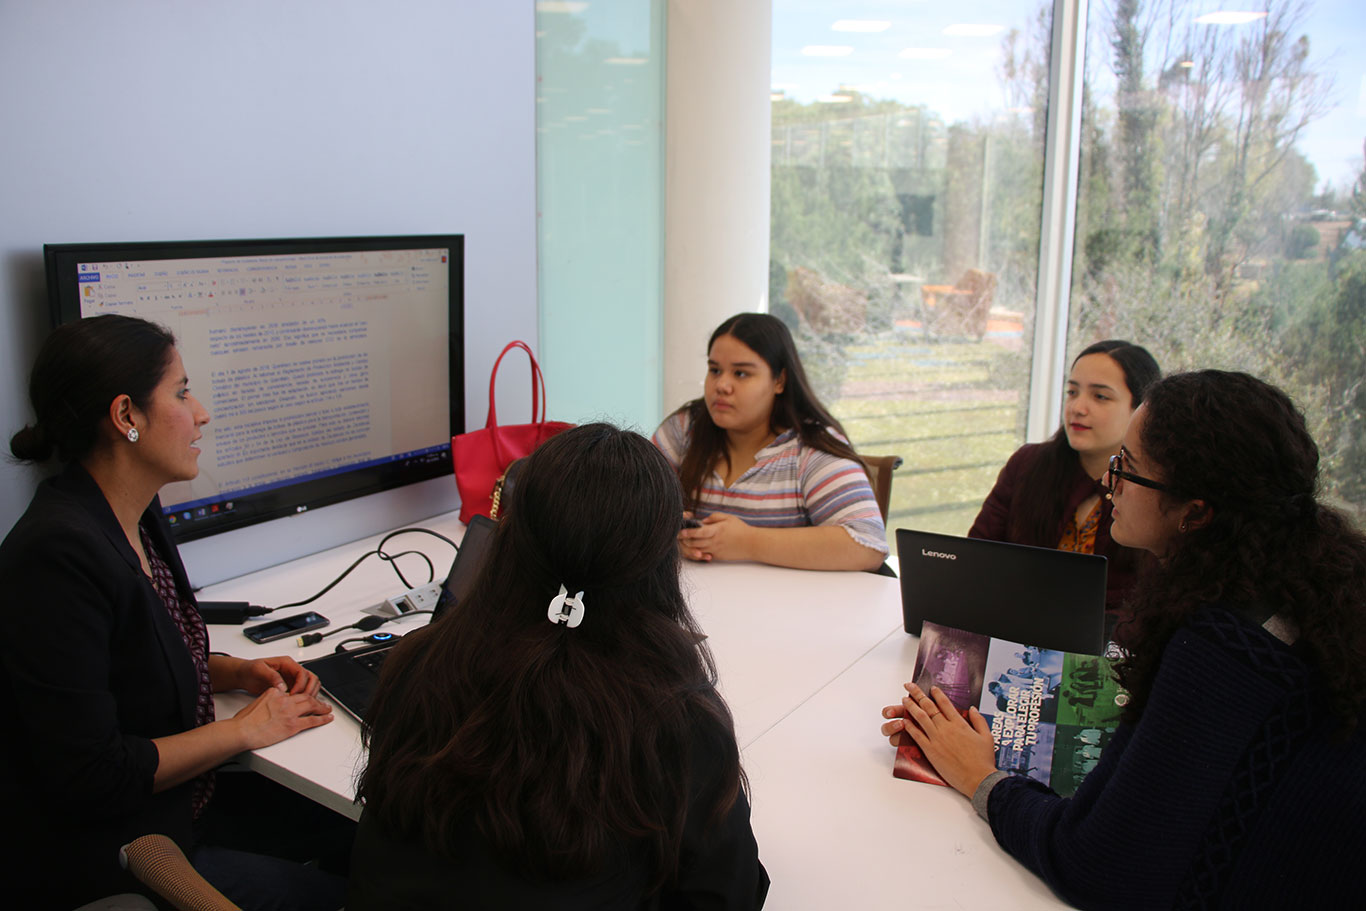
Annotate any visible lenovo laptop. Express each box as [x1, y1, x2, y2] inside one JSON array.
[[895, 528, 1108, 655], [305, 514, 497, 720]]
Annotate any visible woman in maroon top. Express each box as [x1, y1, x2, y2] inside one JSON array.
[[969, 340, 1159, 624]]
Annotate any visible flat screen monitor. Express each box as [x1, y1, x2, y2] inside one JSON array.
[[44, 235, 464, 565]]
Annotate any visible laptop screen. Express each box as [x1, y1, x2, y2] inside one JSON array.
[[440, 514, 497, 613], [895, 528, 1108, 654]]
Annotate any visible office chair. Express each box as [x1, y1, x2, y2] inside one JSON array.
[[918, 268, 997, 340], [73, 896, 157, 911], [859, 454, 904, 525], [859, 454, 904, 578]]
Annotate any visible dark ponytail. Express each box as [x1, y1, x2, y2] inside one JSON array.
[[10, 315, 176, 464], [359, 424, 744, 887], [9, 424, 53, 463]]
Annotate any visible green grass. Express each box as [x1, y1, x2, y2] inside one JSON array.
[[829, 335, 1027, 551]]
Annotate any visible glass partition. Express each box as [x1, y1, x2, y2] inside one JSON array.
[[536, 0, 666, 430]]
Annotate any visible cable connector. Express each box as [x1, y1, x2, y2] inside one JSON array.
[[198, 601, 272, 625], [297, 613, 394, 647], [333, 631, 400, 653]]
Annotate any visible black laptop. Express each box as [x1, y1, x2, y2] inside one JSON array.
[[305, 515, 497, 720], [895, 528, 1108, 655]]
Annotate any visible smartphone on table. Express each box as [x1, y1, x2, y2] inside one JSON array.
[[243, 611, 329, 644]]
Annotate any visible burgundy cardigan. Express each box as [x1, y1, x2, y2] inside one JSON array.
[[969, 442, 1140, 615]]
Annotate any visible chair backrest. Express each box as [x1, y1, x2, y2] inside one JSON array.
[[785, 265, 869, 333], [858, 454, 904, 524], [120, 835, 240, 911], [950, 269, 997, 337], [956, 268, 997, 301]]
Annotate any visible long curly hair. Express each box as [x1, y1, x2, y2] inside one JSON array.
[[357, 424, 744, 889], [674, 313, 861, 509], [1114, 371, 1366, 733]]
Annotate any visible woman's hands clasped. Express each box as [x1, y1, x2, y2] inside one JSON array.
[[210, 653, 321, 697], [231, 685, 334, 751], [152, 654, 332, 789], [209, 654, 332, 750], [881, 682, 999, 798], [678, 512, 754, 562]]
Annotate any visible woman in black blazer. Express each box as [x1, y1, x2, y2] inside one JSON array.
[[0, 315, 341, 910]]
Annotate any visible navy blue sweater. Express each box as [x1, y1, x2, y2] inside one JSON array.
[[986, 606, 1365, 909]]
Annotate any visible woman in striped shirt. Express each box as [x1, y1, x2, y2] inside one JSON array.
[[653, 313, 887, 571]]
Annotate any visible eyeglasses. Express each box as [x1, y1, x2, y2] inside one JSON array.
[[1106, 452, 1173, 495]]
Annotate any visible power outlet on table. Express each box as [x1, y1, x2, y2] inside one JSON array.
[[362, 582, 443, 619]]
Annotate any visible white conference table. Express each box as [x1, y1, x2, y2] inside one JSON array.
[[743, 628, 1067, 909], [207, 513, 1069, 909]]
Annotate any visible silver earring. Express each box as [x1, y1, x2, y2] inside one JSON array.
[[126, 428, 139, 443], [1179, 519, 1188, 533]]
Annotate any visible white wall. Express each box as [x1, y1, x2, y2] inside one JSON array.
[[0, 1, 537, 579], [663, 0, 773, 411]]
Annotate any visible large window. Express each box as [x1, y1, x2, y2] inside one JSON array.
[[773, 0, 1366, 541], [770, 2, 1052, 543], [1074, 0, 1366, 524]]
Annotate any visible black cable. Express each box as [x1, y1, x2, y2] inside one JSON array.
[[296, 609, 434, 647], [378, 526, 459, 551], [333, 631, 402, 653], [375, 528, 459, 590], [271, 550, 389, 612], [198, 601, 272, 624], [298, 615, 389, 647], [269, 527, 458, 613], [376, 549, 434, 592]]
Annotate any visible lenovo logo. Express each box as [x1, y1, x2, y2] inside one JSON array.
[[921, 548, 957, 561]]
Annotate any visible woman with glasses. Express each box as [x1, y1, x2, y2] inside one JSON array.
[[969, 340, 1160, 619], [881, 370, 1366, 908]]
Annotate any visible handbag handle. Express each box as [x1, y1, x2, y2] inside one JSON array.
[[485, 340, 547, 430], [486, 341, 551, 467]]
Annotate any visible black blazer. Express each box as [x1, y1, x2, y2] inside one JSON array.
[[0, 462, 202, 909]]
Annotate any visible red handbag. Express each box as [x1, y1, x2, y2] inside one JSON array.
[[453, 341, 573, 523]]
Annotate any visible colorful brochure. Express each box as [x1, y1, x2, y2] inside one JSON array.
[[892, 621, 1128, 798]]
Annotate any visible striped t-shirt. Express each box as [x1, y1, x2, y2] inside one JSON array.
[[652, 411, 889, 555]]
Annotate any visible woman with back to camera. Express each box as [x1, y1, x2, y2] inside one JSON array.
[[653, 312, 887, 571], [881, 371, 1366, 909], [349, 423, 769, 909], [969, 340, 1160, 617], [0, 315, 342, 910]]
